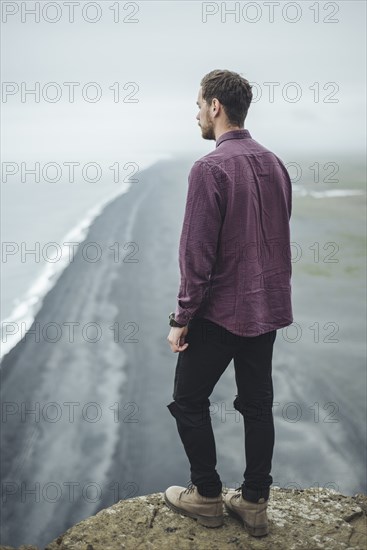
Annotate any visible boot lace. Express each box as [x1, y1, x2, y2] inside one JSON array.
[[182, 482, 196, 495]]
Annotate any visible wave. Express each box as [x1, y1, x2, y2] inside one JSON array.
[[292, 186, 365, 199], [0, 175, 139, 363]]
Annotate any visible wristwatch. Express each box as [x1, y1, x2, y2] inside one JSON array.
[[168, 312, 186, 328]]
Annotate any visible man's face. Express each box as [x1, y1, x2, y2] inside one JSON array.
[[196, 87, 215, 141]]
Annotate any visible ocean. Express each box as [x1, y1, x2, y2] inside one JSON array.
[[0, 155, 168, 359]]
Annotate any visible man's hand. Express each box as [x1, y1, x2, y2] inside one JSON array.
[[167, 325, 189, 353]]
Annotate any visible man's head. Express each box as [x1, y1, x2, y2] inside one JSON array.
[[196, 69, 253, 141]]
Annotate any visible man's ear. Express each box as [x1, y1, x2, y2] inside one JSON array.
[[212, 98, 220, 116]]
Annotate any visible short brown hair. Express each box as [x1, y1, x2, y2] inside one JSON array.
[[200, 69, 253, 127]]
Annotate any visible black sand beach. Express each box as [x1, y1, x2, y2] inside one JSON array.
[[1, 157, 366, 548]]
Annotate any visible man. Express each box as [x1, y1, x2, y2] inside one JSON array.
[[165, 69, 293, 537]]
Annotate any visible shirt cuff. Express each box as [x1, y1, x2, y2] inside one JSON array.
[[174, 304, 191, 326]]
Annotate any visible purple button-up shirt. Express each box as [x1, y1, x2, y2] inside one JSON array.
[[175, 128, 293, 337]]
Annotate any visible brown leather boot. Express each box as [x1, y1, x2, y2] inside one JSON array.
[[164, 483, 223, 528], [224, 487, 269, 536]]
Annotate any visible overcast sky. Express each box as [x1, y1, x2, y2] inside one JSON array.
[[2, 1, 366, 164]]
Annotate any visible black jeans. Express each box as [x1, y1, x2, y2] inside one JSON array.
[[167, 316, 277, 503]]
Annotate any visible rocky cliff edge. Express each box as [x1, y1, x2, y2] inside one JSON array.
[[1, 486, 366, 550]]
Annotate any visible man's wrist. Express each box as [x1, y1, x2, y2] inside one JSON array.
[[169, 312, 187, 328]]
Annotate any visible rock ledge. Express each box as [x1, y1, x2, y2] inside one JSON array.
[[1, 487, 366, 550]]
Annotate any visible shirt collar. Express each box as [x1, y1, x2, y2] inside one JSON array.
[[216, 128, 251, 148]]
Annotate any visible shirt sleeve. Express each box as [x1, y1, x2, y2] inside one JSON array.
[[174, 160, 225, 326]]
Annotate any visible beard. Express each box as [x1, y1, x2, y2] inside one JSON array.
[[199, 113, 215, 140]]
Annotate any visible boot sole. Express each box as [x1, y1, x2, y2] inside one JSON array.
[[164, 492, 224, 528], [225, 504, 269, 537]]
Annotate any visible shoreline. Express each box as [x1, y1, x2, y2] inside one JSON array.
[[0, 157, 169, 364], [1, 153, 365, 363]]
